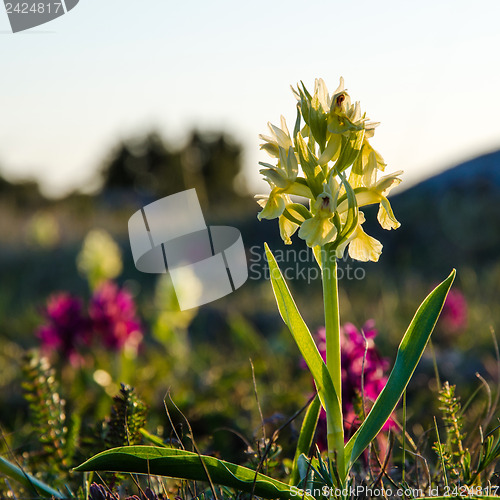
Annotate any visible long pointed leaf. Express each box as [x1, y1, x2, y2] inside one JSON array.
[[75, 446, 314, 500], [344, 269, 456, 475], [264, 244, 341, 422]]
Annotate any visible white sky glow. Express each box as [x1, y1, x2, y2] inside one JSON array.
[[0, 0, 499, 196]]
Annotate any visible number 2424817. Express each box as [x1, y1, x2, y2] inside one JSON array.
[[5, 3, 63, 14]]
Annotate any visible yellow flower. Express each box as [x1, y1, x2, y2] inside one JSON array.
[[77, 229, 123, 289], [351, 141, 387, 185], [348, 225, 383, 262], [332, 168, 401, 262], [299, 214, 337, 248], [334, 212, 383, 263], [340, 170, 403, 231], [376, 173, 403, 230], [318, 133, 342, 166], [256, 190, 290, 221], [259, 145, 298, 189], [334, 169, 401, 263], [257, 116, 314, 222], [257, 77, 403, 260], [259, 115, 293, 158], [279, 215, 298, 245], [26, 211, 60, 249], [328, 77, 380, 136], [292, 77, 342, 116], [298, 189, 338, 248], [256, 179, 313, 222]]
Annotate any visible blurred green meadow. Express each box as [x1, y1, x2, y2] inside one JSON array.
[[1, 129, 500, 497]]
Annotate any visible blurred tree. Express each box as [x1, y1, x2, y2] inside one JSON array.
[[0, 173, 11, 194], [0, 172, 45, 209], [100, 130, 244, 208], [181, 131, 243, 206], [101, 132, 184, 197]]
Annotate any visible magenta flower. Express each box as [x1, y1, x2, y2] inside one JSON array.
[[302, 321, 396, 449], [89, 281, 143, 352], [37, 293, 90, 363], [440, 289, 467, 334], [341, 321, 389, 411]]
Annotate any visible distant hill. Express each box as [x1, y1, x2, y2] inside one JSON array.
[[367, 149, 500, 274]]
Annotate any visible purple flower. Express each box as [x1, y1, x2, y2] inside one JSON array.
[[89, 483, 119, 500], [302, 321, 396, 449], [89, 281, 143, 352], [440, 289, 467, 334], [37, 293, 90, 364], [125, 488, 159, 500], [341, 321, 390, 411]]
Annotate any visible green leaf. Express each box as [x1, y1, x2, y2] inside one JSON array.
[[297, 455, 330, 493], [75, 446, 315, 500], [334, 130, 365, 174], [285, 203, 312, 223], [264, 244, 341, 421], [296, 82, 328, 151], [290, 395, 321, 486], [0, 456, 64, 499], [330, 172, 358, 255], [343, 270, 456, 476], [295, 133, 323, 197], [338, 173, 358, 241], [293, 104, 302, 138]]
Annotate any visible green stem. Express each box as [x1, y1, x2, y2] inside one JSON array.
[[321, 245, 345, 481]]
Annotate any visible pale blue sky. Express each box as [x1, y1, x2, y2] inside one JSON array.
[[1, 0, 500, 196]]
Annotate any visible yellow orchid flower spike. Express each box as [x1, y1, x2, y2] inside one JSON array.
[[257, 76, 402, 263]]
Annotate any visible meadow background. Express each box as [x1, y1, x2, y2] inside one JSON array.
[[1, 1, 500, 497]]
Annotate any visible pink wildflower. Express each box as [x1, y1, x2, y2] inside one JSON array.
[[37, 293, 90, 364], [302, 321, 396, 449], [440, 289, 467, 334], [89, 281, 143, 352]]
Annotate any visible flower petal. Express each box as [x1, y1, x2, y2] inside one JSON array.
[[376, 171, 403, 195], [269, 122, 292, 150], [377, 199, 401, 230], [259, 167, 289, 189], [279, 214, 298, 245], [256, 189, 286, 220], [348, 226, 383, 262], [318, 133, 342, 165], [298, 214, 337, 247]]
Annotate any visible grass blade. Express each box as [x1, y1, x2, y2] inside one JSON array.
[[290, 395, 321, 486]]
